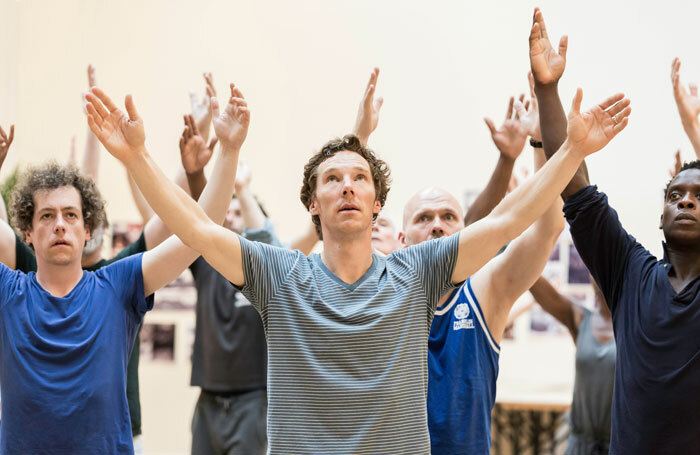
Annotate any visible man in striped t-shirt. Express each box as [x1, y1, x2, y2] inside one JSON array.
[[90, 69, 629, 453]]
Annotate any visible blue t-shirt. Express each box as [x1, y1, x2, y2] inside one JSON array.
[[427, 277, 500, 455], [0, 254, 153, 454], [564, 186, 700, 454]]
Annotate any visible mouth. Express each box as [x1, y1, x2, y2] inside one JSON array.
[[51, 240, 71, 248], [675, 213, 697, 223], [338, 204, 360, 213]]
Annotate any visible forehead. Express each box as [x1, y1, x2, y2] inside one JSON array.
[[33, 186, 82, 211], [669, 168, 700, 191], [228, 197, 241, 212], [408, 190, 462, 215], [317, 151, 371, 175]]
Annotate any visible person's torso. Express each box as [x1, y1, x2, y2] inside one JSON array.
[[0, 269, 142, 454], [610, 254, 700, 453], [190, 257, 267, 391], [261, 253, 436, 454], [427, 279, 500, 455]]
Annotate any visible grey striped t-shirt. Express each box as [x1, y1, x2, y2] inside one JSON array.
[[239, 233, 460, 454]]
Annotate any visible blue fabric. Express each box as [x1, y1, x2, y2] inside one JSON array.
[[0, 254, 153, 454], [427, 278, 500, 455], [564, 185, 700, 454]]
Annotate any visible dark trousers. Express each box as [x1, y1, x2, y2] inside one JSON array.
[[191, 388, 267, 455]]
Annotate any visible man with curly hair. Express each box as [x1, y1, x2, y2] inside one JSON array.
[[86, 65, 628, 453], [0, 82, 250, 455]]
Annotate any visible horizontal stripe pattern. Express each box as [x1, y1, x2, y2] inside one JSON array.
[[239, 234, 460, 454]]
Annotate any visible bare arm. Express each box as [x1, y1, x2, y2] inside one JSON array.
[[289, 221, 319, 255], [180, 115, 217, 201], [671, 58, 700, 157], [529, 276, 578, 340], [452, 88, 631, 284], [0, 125, 17, 268], [81, 65, 101, 181], [234, 160, 265, 230], [352, 68, 383, 146], [86, 84, 248, 290], [470, 139, 565, 343], [126, 172, 154, 224]]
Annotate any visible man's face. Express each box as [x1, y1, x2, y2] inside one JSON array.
[[25, 186, 89, 266], [309, 151, 381, 239], [224, 198, 244, 234], [372, 213, 400, 254], [661, 168, 700, 247], [400, 188, 464, 246]]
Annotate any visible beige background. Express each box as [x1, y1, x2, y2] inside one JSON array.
[[0, 0, 696, 453]]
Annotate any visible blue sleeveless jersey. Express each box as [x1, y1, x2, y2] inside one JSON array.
[[427, 277, 500, 454]]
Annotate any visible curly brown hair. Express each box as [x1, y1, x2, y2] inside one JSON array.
[[300, 134, 391, 239], [9, 162, 106, 245]]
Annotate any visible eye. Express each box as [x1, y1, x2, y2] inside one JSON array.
[[356, 174, 366, 180], [669, 193, 680, 201], [418, 215, 430, 222], [66, 212, 78, 219], [41, 213, 52, 220], [327, 175, 338, 182], [445, 213, 455, 220]]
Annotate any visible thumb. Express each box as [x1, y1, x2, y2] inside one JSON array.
[[559, 35, 568, 60], [513, 100, 528, 120], [211, 97, 220, 119], [125, 95, 141, 122], [570, 88, 583, 115], [374, 97, 384, 112], [208, 137, 218, 150], [690, 83, 698, 97], [484, 118, 497, 135]]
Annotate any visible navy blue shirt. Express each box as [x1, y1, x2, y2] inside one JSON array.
[[427, 278, 500, 454], [564, 185, 700, 454], [0, 254, 153, 454]]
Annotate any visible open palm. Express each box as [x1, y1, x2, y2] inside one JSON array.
[[567, 89, 631, 156], [529, 8, 567, 87], [85, 88, 145, 162], [179, 114, 217, 174], [671, 58, 700, 126], [212, 83, 250, 151]]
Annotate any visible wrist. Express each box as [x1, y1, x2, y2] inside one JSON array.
[[220, 144, 241, 155], [352, 128, 370, 146], [534, 82, 560, 95], [529, 138, 543, 148], [123, 145, 149, 168]]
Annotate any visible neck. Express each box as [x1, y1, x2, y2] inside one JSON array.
[[321, 229, 374, 284], [35, 258, 84, 297], [666, 242, 700, 283]]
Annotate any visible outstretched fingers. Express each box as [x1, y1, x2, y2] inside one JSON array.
[[505, 96, 514, 120], [534, 8, 548, 39], [484, 118, 497, 135], [558, 35, 568, 60], [571, 88, 583, 115], [124, 94, 141, 122], [85, 92, 110, 121], [90, 87, 119, 113], [597, 93, 625, 111], [606, 98, 631, 118]]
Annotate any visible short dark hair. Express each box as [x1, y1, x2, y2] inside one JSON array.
[[9, 162, 106, 245], [664, 160, 700, 197], [300, 134, 391, 239]]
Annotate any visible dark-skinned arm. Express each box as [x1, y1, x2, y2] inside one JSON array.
[[529, 276, 578, 340]]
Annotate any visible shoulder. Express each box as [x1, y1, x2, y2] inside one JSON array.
[[95, 253, 144, 280]]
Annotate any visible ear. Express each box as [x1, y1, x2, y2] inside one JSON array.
[[309, 199, 319, 216], [398, 231, 408, 248], [373, 200, 382, 215], [24, 230, 33, 247], [85, 226, 91, 242], [659, 213, 664, 230]]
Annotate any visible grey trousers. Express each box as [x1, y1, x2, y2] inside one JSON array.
[[191, 388, 267, 455]]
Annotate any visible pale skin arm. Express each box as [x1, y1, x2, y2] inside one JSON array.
[[85, 83, 249, 294], [0, 124, 16, 268], [451, 88, 631, 285], [671, 58, 700, 157], [289, 221, 319, 255], [81, 65, 101, 181], [235, 160, 266, 230], [352, 68, 383, 146], [470, 136, 565, 344], [126, 172, 154, 224]]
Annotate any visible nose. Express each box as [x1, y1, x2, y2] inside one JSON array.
[[431, 219, 445, 236], [342, 175, 355, 196], [54, 213, 66, 233], [678, 193, 696, 209]]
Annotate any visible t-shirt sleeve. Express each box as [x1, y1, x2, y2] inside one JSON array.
[[109, 232, 147, 265], [14, 234, 37, 273], [242, 218, 283, 247], [98, 253, 154, 318], [238, 234, 301, 312], [0, 261, 23, 308], [390, 233, 460, 308], [563, 185, 649, 312]]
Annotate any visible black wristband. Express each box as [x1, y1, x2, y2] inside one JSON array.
[[530, 138, 543, 148]]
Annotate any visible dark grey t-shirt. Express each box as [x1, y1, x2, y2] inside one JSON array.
[[189, 220, 281, 392]]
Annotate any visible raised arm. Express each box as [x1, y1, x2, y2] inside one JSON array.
[[180, 114, 217, 200], [189, 72, 217, 144], [126, 172, 154, 224], [81, 65, 101, 181], [671, 58, 700, 157], [451, 88, 631, 284], [529, 276, 578, 340], [234, 160, 265, 230], [0, 125, 17, 268], [470, 105, 565, 343], [86, 84, 248, 289], [352, 68, 383, 146]]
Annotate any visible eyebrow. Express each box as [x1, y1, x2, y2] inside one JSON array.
[[321, 166, 371, 175], [37, 206, 81, 213]]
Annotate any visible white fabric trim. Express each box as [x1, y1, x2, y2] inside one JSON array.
[[465, 288, 501, 355], [434, 288, 461, 316]]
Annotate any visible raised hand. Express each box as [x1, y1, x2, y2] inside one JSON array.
[[179, 114, 217, 174], [0, 124, 15, 168], [67, 136, 77, 166], [671, 58, 700, 132], [234, 160, 252, 194], [82, 65, 98, 114], [211, 83, 250, 151], [353, 67, 383, 145], [85, 87, 146, 162], [529, 8, 568, 87], [485, 96, 528, 160], [190, 72, 217, 143], [566, 88, 631, 156], [514, 72, 542, 141]]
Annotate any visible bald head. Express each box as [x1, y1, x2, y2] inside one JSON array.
[[400, 187, 464, 246]]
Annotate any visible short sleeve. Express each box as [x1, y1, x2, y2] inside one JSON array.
[[0, 261, 23, 308], [97, 253, 154, 318], [243, 218, 283, 247], [389, 233, 460, 307], [563, 185, 650, 312], [14, 234, 37, 273], [238, 235, 301, 312]]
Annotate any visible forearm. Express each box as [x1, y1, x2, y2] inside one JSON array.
[[681, 120, 700, 158], [126, 172, 154, 224], [81, 131, 100, 181], [529, 276, 576, 338], [186, 170, 207, 201], [143, 170, 193, 250], [536, 85, 589, 198], [289, 222, 320, 255], [464, 154, 515, 226], [237, 186, 265, 230]]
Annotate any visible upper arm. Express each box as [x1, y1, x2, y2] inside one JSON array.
[[141, 235, 200, 296], [0, 220, 17, 270], [452, 215, 512, 284], [143, 215, 171, 250]]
